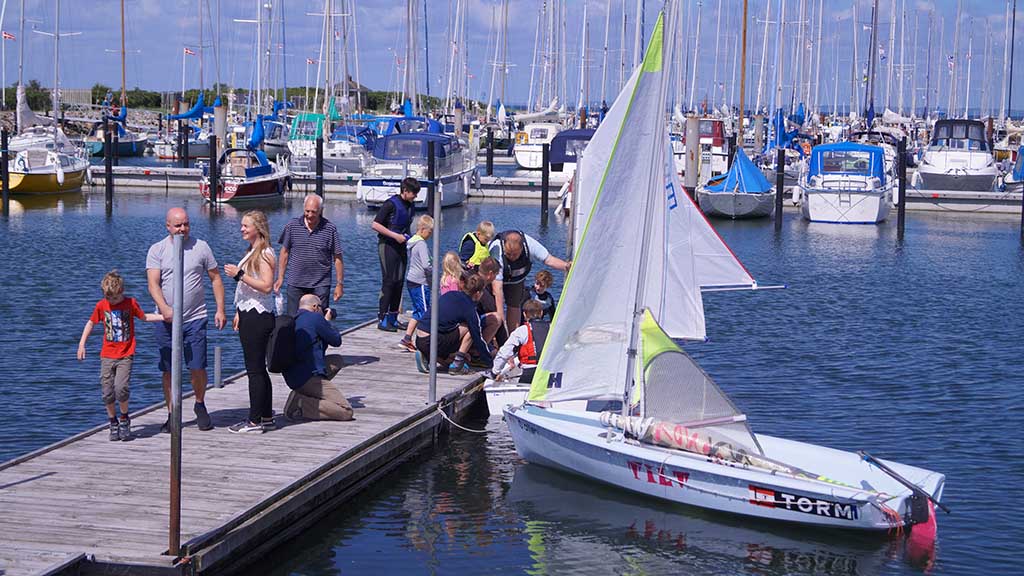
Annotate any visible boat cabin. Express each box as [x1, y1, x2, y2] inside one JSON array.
[[378, 116, 444, 136], [330, 125, 376, 148], [371, 133, 461, 162], [806, 142, 887, 185], [680, 118, 726, 147], [219, 148, 273, 179], [929, 119, 990, 152], [516, 122, 562, 145], [549, 128, 595, 171], [288, 113, 325, 141]]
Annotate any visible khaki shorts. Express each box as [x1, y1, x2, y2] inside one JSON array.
[[100, 356, 133, 404]]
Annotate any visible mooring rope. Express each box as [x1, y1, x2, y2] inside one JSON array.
[[436, 405, 488, 434]]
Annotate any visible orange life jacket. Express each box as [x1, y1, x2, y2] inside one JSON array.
[[516, 320, 549, 367]]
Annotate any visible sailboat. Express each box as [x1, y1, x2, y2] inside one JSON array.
[[8, 0, 88, 194], [696, 148, 776, 219], [504, 5, 946, 533]]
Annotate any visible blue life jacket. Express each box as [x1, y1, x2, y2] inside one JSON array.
[[386, 194, 414, 236]]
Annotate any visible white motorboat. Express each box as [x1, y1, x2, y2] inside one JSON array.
[[798, 142, 893, 224], [913, 119, 998, 192], [356, 133, 475, 209], [513, 122, 563, 170], [504, 6, 945, 534]]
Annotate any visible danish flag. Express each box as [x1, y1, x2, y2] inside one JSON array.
[[2, 31, 14, 40], [306, 58, 316, 65], [183, 47, 196, 56]]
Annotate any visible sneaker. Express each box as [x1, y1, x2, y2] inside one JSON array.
[[118, 417, 132, 441], [261, 416, 276, 431], [228, 420, 264, 434], [283, 391, 301, 422], [415, 350, 429, 374], [109, 420, 120, 441], [377, 319, 397, 332], [448, 357, 471, 375], [194, 402, 214, 431], [398, 337, 416, 352], [391, 319, 409, 331]]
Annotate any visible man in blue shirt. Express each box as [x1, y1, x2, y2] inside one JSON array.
[[414, 274, 493, 375], [274, 194, 345, 317], [282, 294, 354, 421]]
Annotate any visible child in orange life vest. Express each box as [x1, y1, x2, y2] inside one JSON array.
[[490, 299, 548, 383]]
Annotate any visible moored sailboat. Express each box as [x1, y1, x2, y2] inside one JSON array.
[[504, 4, 945, 534]]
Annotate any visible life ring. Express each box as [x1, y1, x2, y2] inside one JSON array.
[[515, 131, 528, 145], [801, 141, 812, 156]]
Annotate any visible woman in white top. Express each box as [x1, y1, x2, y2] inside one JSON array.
[[224, 210, 277, 434]]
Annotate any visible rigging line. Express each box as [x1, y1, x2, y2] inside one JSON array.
[[435, 404, 487, 433]]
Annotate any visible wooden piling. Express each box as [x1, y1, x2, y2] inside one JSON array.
[[898, 137, 907, 237], [208, 134, 218, 205], [541, 143, 550, 226], [112, 130, 120, 167], [775, 148, 785, 230], [426, 140, 436, 215], [180, 124, 190, 169], [315, 136, 324, 197], [486, 127, 494, 176], [1, 129, 9, 218], [104, 126, 114, 212]]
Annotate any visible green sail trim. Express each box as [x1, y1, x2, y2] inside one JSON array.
[[633, 309, 682, 405], [527, 12, 667, 403]]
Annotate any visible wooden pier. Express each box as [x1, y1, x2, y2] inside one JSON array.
[[0, 321, 486, 576]]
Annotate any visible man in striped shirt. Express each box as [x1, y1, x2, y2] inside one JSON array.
[[274, 195, 345, 317]]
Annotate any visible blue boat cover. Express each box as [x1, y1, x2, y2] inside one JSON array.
[[168, 93, 205, 120], [247, 115, 265, 150], [1013, 147, 1024, 181], [704, 148, 773, 194], [550, 129, 595, 165], [807, 142, 887, 185], [372, 133, 455, 160]]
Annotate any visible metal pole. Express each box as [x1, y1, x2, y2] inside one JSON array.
[[181, 124, 190, 169], [774, 148, 785, 231], [541, 143, 550, 225], [208, 134, 218, 205], [169, 233, 184, 556], [897, 137, 907, 237], [426, 140, 436, 216], [727, 135, 737, 169], [104, 124, 113, 212], [486, 127, 494, 176], [214, 346, 222, 388], [1, 129, 9, 218], [427, 154, 442, 405], [315, 136, 324, 197], [112, 130, 120, 167]]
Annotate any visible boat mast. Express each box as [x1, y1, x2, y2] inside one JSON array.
[[618, 1, 626, 93], [527, 4, 540, 111], [832, 16, 839, 116], [712, 0, 721, 109], [924, 11, 932, 118], [851, 0, 858, 117], [1010, 0, 1018, 121], [812, 0, 822, 114], [754, 0, 770, 115], [963, 21, 972, 118], [948, 0, 961, 117], [772, 0, 784, 116], [737, 0, 748, 144], [52, 0, 58, 122], [687, 0, 701, 113], [1000, 0, 1011, 123], [863, 0, 879, 119], [632, 0, 642, 69], [119, 0, 126, 107], [600, 0, 610, 106], [885, 0, 895, 109], [897, 0, 906, 115]]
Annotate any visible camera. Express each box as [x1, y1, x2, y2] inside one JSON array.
[[326, 308, 338, 321]]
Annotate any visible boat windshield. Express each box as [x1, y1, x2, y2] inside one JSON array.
[[931, 122, 988, 151], [384, 138, 427, 160], [292, 119, 320, 139], [529, 127, 550, 140], [819, 150, 873, 174]]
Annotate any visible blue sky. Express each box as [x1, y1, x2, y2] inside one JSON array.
[[2, 0, 1019, 114]]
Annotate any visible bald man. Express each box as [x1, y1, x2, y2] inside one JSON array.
[[282, 294, 353, 421], [147, 207, 226, 432]]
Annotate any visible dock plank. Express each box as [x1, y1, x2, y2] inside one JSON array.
[[0, 321, 483, 576]]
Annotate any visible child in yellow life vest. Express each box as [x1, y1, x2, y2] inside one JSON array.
[[490, 299, 548, 383]]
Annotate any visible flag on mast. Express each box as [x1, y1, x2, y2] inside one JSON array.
[[184, 47, 196, 56], [1, 31, 14, 40]]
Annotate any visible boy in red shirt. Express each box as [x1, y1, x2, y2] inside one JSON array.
[[77, 271, 162, 441]]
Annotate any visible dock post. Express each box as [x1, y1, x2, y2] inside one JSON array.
[[176, 121, 183, 167], [486, 127, 494, 176], [209, 134, 219, 205], [774, 148, 785, 231], [727, 134, 737, 169], [428, 147, 442, 405], [158, 111, 163, 135], [541, 142, 550, 225], [214, 346, 222, 388], [315, 136, 324, 197], [426, 140, 436, 214], [112, 130, 120, 167], [169, 234, 185, 557], [897, 137, 907, 238], [181, 124, 190, 169], [684, 116, 699, 198], [1, 129, 9, 218], [104, 127, 113, 213]]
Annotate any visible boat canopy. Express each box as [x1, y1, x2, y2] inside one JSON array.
[[929, 119, 989, 151], [372, 133, 458, 161], [330, 125, 376, 147], [289, 113, 325, 141], [704, 148, 772, 194], [168, 93, 205, 120], [849, 130, 901, 148], [807, 142, 887, 185], [1014, 147, 1024, 181], [219, 147, 272, 178], [549, 128, 595, 165], [380, 116, 443, 136]]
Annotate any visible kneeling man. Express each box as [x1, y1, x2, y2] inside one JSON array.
[[283, 294, 354, 421]]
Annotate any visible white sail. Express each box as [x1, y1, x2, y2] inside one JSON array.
[[529, 11, 674, 403]]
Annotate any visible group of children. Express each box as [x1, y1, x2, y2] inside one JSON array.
[[396, 219, 558, 379]]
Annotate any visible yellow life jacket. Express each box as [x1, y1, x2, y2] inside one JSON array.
[[461, 231, 491, 266]]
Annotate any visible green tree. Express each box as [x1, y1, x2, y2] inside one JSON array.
[[91, 83, 112, 105]]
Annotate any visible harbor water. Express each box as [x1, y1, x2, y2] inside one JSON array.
[[0, 190, 1020, 574]]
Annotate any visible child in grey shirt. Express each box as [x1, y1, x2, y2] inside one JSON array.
[[399, 215, 435, 351]]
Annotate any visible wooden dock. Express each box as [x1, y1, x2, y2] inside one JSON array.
[[0, 321, 486, 576]]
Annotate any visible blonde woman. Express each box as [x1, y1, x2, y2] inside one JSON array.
[[224, 210, 277, 434]]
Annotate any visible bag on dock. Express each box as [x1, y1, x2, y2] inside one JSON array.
[[266, 315, 296, 373]]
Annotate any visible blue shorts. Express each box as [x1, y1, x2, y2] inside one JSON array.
[[406, 281, 430, 321], [155, 318, 208, 372]]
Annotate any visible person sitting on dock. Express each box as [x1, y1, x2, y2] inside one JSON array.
[[458, 220, 495, 270], [282, 294, 353, 422], [77, 270, 164, 441], [274, 194, 345, 317], [371, 177, 418, 332], [399, 215, 435, 352], [488, 230, 570, 334], [413, 274, 493, 375], [490, 299, 549, 384], [147, 207, 226, 432]]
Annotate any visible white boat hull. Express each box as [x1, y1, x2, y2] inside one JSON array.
[[800, 187, 892, 224], [514, 144, 546, 170], [697, 190, 776, 219], [505, 404, 944, 532], [357, 168, 473, 209]]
